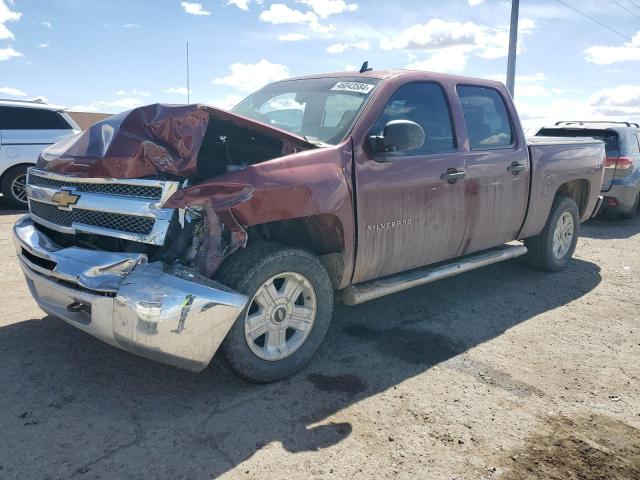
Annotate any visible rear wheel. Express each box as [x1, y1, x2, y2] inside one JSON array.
[[1, 165, 29, 209], [524, 195, 580, 272], [216, 242, 333, 383]]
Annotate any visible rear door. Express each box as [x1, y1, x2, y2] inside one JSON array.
[[455, 85, 530, 254], [352, 81, 467, 283]]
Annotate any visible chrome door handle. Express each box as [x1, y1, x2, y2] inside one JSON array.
[[507, 161, 526, 174], [440, 168, 466, 184]]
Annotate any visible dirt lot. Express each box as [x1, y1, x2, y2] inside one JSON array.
[[0, 204, 638, 480]]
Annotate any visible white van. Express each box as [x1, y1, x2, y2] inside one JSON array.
[[0, 99, 79, 208]]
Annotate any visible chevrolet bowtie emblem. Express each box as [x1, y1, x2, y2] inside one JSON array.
[[52, 189, 80, 209]]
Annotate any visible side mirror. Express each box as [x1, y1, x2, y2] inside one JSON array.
[[370, 120, 425, 154]]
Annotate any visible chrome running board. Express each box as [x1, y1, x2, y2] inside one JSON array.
[[341, 244, 528, 305]]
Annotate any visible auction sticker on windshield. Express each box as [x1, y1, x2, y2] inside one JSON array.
[[331, 81, 375, 94]]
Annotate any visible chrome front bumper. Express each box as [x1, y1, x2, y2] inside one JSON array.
[[13, 215, 248, 371]]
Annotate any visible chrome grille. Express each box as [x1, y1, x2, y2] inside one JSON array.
[[30, 200, 155, 235], [26, 167, 179, 245], [28, 174, 163, 200]]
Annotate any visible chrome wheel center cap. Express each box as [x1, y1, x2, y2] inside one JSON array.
[[272, 306, 287, 323]]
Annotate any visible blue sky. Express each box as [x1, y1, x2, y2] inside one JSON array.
[[2, 0, 640, 131]]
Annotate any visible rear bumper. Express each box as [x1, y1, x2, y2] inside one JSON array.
[[13, 215, 247, 371], [601, 181, 639, 214]]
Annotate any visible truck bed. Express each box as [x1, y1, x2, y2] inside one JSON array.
[[518, 137, 605, 239]]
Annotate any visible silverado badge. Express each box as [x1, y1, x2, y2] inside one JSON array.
[[52, 189, 80, 209]]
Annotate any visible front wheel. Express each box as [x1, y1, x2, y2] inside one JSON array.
[[524, 195, 580, 272], [1, 165, 29, 209], [216, 242, 333, 383]]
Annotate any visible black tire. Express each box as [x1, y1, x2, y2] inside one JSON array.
[[1, 164, 29, 209], [524, 195, 580, 272], [216, 241, 333, 383]]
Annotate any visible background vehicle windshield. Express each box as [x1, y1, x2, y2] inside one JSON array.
[[232, 77, 379, 145]]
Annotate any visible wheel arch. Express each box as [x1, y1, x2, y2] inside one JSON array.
[[246, 214, 348, 289], [0, 162, 34, 183], [555, 179, 590, 217]]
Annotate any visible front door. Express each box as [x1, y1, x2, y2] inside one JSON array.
[[352, 82, 467, 283]]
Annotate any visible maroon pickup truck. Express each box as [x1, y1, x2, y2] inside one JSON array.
[[14, 69, 605, 382]]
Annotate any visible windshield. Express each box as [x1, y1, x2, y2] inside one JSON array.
[[232, 77, 379, 145]]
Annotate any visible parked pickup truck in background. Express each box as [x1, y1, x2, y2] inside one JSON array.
[[0, 99, 80, 208], [14, 69, 605, 382], [537, 121, 640, 218]]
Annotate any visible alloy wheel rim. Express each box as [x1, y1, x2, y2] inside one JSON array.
[[552, 211, 574, 259], [11, 174, 27, 204], [244, 272, 317, 361]]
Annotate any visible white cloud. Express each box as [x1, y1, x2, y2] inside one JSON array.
[[37, 43, 48, 48], [588, 85, 640, 115], [0, 46, 22, 61], [122, 23, 140, 28], [181, 2, 211, 15], [227, 0, 249, 10], [407, 47, 468, 73], [344, 64, 356, 71], [213, 58, 290, 92], [551, 87, 583, 96], [382, 18, 536, 72], [259, 3, 334, 34], [117, 89, 151, 96], [326, 40, 369, 54], [99, 97, 144, 109], [0, 86, 26, 96], [70, 97, 143, 114], [484, 72, 546, 84], [209, 94, 244, 110], [516, 84, 549, 97], [278, 32, 308, 41], [0, 0, 21, 40], [380, 19, 480, 51], [297, 0, 358, 18], [584, 33, 640, 65], [468, 0, 484, 5], [516, 86, 640, 132], [164, 87, 194, 95], [70, 104, 100, 113], [42, 21, 52, 29]]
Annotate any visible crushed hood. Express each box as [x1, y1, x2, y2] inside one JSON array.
[[37, 103, 316, 179]]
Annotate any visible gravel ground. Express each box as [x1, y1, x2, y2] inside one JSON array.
[[0, 205, 638, 480]]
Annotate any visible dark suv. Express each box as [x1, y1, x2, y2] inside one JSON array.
[[537, 121, 640, 218]]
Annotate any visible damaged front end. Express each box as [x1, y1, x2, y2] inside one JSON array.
[[14, 102, 351, 370], [14, 215, 247, 371], [14, 103, 318, 369]]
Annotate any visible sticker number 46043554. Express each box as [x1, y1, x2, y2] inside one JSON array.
[[330, 81, 375, 94]]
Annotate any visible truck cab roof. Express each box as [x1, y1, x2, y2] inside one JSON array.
[[277, 69, 505, 90]]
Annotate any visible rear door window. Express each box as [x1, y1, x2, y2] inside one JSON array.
[[457, 86, 514, 150], [536, 128, 619, 155], [0, 106, 72, 130]]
